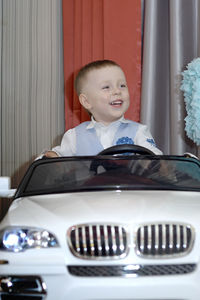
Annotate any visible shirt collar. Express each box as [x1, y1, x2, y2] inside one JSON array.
[[86, 116, 131, 130]]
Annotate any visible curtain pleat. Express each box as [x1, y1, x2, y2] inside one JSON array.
[[0, 0, 64, 220], [141, 0, 199, 155]]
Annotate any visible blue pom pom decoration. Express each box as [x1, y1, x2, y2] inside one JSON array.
[[181, 57, 200, 145]]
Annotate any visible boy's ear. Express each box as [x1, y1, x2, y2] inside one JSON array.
[[79, 93, 92, 110]]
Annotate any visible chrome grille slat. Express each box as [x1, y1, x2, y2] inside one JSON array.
[[137, 223, 194, 258], [96, 225, 102, 256], [82, 226, 87, 255], [103, 225, 109, 255], [183, 225, 187, 249], [147, 225, 151, 253], [162, 224, 166, 251], [155, 224, 159, 254], [111, 226, 117, 255], [69, 224, 127, 259], [118, 226, 124, 252], [169, 224, 173, 252], [89, 225, 95, 256], [75, 227, 80, 253], [140, 226, 144, 252], [176, 225, 181, 250]]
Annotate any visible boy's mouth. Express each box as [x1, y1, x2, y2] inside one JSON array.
[[110, 100, 123, 106]]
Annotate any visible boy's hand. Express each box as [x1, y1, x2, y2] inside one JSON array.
[[43, 151, 59, 158]]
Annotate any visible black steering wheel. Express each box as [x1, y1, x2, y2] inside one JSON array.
[[97, 144, 154, 156], [90, 144, 154, 173]]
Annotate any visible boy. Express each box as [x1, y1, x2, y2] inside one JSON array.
[[44, 60, 162, 157]]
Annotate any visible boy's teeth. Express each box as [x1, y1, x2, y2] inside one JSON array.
[[111, 100, 122, 105]]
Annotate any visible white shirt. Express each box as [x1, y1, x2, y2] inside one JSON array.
[[52, 117, 163, 156]]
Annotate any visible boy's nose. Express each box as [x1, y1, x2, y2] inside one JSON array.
[[112, 87, 121, 95]]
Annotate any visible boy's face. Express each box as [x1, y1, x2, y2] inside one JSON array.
[[79, 66, 130, 125]]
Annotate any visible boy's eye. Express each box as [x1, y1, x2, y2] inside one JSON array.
[[120, 84, 126, 88], [102, 86, 110, 90]]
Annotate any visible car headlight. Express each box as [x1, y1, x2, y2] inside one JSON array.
[[0, 227, 59, 252]]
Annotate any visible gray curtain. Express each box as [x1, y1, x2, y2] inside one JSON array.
[[0, 0, 65, 220], [141, 0, 200, 155]]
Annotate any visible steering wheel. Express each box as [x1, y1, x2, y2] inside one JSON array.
[[90, 144, 154, 173], [97, 144, 154, 156]]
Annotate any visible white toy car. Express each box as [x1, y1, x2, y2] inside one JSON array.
[[0, 144, 200, 300]]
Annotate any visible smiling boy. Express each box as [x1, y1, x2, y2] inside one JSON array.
[[44, 60, 162, 157]]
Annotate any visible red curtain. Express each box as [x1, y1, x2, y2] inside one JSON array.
[[62, 0, 141, 130]]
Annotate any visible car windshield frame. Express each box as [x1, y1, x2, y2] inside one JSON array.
[[14, 155, 200, 199]]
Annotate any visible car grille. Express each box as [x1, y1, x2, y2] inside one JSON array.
[[68, 224, 128, 259], [136, 223, 194, 257], [68, 263, 196, 277]]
